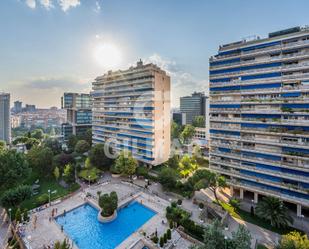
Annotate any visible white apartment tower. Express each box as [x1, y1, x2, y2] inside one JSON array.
[[92, 60, 171, 166]]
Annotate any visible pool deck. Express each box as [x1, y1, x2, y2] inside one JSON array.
[[22, 181, 192, 249]]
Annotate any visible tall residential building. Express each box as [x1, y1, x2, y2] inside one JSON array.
[[13, 101, 22, 113], [61, 93, 92, 141], [180, 92, 207, 125], [92, 60, 171, 166], [0, 92, 11, 143], [209, 26, 309, 216]]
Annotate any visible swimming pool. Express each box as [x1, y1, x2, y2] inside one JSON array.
[[56, 201, 156, 249]]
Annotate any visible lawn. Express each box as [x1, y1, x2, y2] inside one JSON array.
[[257, 245, 268, 249], [78, 167, 102, 182], [20, 177, 80, 210], [219, 201, 301, 235]]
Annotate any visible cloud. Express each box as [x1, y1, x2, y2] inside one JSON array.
[[25, 76, 89, 91], [144, 53, 207, 107], [39, 0, 53, 9], [58, 0, 81, 12], [94, 0, 101, 13], [25, 0, 36, 9]]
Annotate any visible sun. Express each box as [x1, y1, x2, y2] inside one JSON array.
[[93, 43, 122, 69]]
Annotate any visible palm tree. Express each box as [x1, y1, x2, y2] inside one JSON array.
[[255, 196, 293, 228]]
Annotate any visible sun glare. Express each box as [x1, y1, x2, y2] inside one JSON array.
[[93, 43, 122, 69]]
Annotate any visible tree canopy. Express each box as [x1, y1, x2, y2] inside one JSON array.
[[88, 143, 113, 170], [180, 125, 195, 144], [74, 140, 90, 154], [192, 116, 205, 128], [98, 191, 118, 217], [0, 149, 31, 191], [27, 146, 54, 176], [276, 231, 309, 249], [256, 196, 293, 228], [113, 151, 137, 176]]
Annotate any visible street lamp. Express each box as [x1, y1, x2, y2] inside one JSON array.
[[48, 189, 51, 207], [88, 175, 90, 188], [8, 208, 12, 222], [224, 236, 227, 249]]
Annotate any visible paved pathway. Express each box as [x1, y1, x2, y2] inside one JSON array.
[[0, 208, 10, 248]]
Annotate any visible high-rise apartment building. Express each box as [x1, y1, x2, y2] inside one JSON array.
[[13, 101, 22, 113], [0, 92, 11, 144], [92, 60, 171, 166], [209, 27, 309, 216], [180, 92, 207, 125], [61, 93, 92, 141]]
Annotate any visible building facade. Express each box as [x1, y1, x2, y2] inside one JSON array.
[[180, 92, 207, 126], [209, 27, 309, 216], [172, 112, 186, 126], [92, 60, 171, 166], [61, 93, 92, 141], [0, 92, 11, 144], [13, 101, 22, 113]]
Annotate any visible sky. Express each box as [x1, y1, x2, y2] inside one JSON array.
[[1, 0, 309, 108]]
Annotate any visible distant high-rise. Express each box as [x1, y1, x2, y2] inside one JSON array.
[[180, 92, 207, 125], [92, 60, 171, 166], [61, 93, 92, 141], [24, 104, 36, 112], [14, 101, 22, 113], [0, 92, 11, 143]]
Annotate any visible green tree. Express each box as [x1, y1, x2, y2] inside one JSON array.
[[0, 140, 6, 151], [67, 135, 78, 152], [15, 208, 22, 222], [193, 170, 226, 203], [75, 140, 90, 154], [89, 143, 113, 170], [24, 137, 40, 150], [27, 146, 54, 176], [230, 225, 251, 249], [179, 154, 198, 178], [276, 231, 309, 249], [192, 116, 205, 128], [158, 168, 179, 190], [63, 164, 75, 184], [0, 149, 31, 191], [43, 138, 62, 154], [0, 185, 32, 209], [31, 129, 44, 140], [171, 121, 182, 139], [180, 125, 195, 144], [114, 151, 137, 176], [256, 197, 293, 228], [98, 191, 118, 217], [53, 152, 75, 170], [85, 157, 92, 169], [167, 154, 180, 169], [191, 219, 225, 249], [53, 166, 60, 181]]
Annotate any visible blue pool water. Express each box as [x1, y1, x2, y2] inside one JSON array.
[[56, 201, 156, 249]]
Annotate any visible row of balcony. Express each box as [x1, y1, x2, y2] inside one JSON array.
[[211, 158, 309, 183], [211, 38, 309, 61], [210, 150, 309, 169], [210, 50, 309, 70]]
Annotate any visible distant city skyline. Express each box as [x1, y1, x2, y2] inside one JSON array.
[[1, 0, 309, 108]]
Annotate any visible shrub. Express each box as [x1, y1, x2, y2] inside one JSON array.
[[136, 166, 149, 177], [36, 193, 49, 206], [177, 199, 182, 205], [159, 237, 164, 247], [152, 236, 158, 244], [99, 191, 118, 217], [199, 203, 204, 209], [163, 233, 167, 243], [167, 229, 171, 240]]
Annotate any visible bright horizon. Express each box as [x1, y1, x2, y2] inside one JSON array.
[[1, 0, 309, 108]]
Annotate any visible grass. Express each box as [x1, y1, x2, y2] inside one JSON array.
[[78, 167, 102, 181], [20, 177, 80, 210], [219, 201, 301, 235]]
